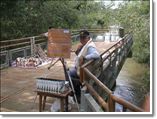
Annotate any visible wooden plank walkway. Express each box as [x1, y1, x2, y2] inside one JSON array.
[[0, 42, 117, 112]]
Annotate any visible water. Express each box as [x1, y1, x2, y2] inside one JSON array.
[[114, 58, 149, 111]]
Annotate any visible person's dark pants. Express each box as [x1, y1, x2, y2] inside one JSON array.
[[69, 67, 81, 103]]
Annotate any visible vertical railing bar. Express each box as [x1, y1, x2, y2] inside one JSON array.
[[108, 93, 115, 112]]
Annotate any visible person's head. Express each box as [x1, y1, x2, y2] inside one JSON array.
[[48, 26, 53, 29], [79, 30, 90, 45]]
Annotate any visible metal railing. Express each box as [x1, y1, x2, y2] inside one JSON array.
[[0, 28, 110, 51], [0, 36, 47, 69], [0, 35, 47, 51], [0, 29, 111, 69], [0, 30, 80, 69]]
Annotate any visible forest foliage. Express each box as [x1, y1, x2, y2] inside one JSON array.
[[0, 0, 150, 65]]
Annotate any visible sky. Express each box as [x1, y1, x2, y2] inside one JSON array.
[[95, 0, 125, 9], [103, 0, 124, 9]]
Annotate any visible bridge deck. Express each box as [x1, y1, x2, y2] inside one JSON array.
[[95, 42, 118, 54], [0, 42, 117, 112]]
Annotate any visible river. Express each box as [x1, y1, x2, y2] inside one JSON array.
[[114, 58, 150, 111]]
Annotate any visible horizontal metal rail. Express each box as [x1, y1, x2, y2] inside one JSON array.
[[0, 38, 47, 51], [1, 41, 31, 49], [0, 29, 109, 48], [0, 35, 45, 43], [0, 39, 46, 50]]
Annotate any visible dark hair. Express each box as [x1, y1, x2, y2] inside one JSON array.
[[79, 30, 90, 39], [48, 26, 53, 29]]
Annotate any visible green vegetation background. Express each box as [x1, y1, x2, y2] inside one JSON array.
[[0, 0, 150, 88]]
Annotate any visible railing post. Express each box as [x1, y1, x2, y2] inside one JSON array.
[[80, 67, 83, 83], [108, 94, 115, 112], [112, 47, 118, 78], [30, 37, 35, 56]]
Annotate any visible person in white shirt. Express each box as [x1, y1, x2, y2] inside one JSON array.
[[69, 30, 100, 103]]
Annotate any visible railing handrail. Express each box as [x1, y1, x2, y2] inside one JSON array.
[[83, 64, 143, 112], [83, 66, 143, 112], [81, 34, 130, 69], [100, 34, 129, 56], [1, 38, 46, 49], [0, 29, 113, 52], [81, 34, 143, 112], [85, 82, 109, 111], [110, 94, 144, 112], [84, 67, 112, 94], [0, 41, 31, 49], [0, 28, 111, 43], [0, 35, 45, 43]]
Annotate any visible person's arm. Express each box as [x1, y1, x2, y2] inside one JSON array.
[[84, 46, 100, 60], [79, 46, 100, 66], [75, 44, 83, 55]]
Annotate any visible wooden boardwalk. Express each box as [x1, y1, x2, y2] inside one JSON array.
[[0, 41, 118, 112], [1, 32, 143, 112]]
